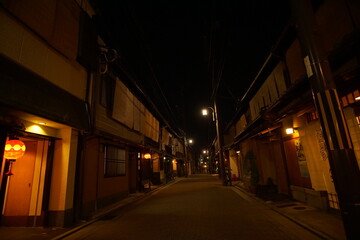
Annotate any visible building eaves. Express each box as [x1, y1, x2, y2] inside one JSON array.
[[225, 24, 297, 132]]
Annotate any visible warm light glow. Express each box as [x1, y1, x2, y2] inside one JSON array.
[[38, 122, 46, 125], [285, 128, 294, 134], [203, 150, 206, 154], [144, 153, 151, 159], [27, 125, 47, 135], [4, 139, 26, 159], [202, 109, 208, 116], [355, 96, 360, 101], [188, 139, 193, 144]]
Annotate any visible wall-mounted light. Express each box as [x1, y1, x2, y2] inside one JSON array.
[[285, 128, 294, 134], [4, 139, 26, 176]]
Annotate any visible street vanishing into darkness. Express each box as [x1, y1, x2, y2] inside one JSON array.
[[61, 175, 321, 240]]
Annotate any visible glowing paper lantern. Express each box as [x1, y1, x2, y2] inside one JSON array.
[[144, 153, 151, 159], [4, 139, 26, 160]]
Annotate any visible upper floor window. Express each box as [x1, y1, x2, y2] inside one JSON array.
[[100, 75, 115, 109]]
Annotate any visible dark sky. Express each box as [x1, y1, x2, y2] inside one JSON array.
[[93, 0, 290, 152]]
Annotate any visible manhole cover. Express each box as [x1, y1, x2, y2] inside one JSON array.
[[293, 206, 306, 210]]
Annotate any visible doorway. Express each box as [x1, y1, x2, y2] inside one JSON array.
[[283, 138, 312, 188], [1, 136, 51, 226], [128, 150, 141, 193]]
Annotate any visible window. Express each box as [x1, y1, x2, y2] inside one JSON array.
[[100, 75, 115, 109], [341, 89, 360, 107], [104, 145, 126, 177]]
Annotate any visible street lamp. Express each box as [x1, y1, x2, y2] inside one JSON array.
[[201, 107, 215, 121], [201, 106, 230, 186]]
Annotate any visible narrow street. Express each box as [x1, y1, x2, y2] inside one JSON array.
[[61, 175, 321, 240]]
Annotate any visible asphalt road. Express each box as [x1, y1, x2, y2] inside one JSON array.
[[62, 175, 321, 240]]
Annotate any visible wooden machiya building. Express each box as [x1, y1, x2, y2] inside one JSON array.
[[0, 0, 95, 227], [69, 25, 185, 225], [79, 69, 155, 219], [79, 61, 185, 218], [0, 0, 186, 228], [224, 0, 360, 212]]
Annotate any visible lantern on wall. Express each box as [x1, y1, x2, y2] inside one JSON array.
[[144, 153, 151, 159], [3, 139, 26, 176], [4, 139, 26, 160], [285, 128, 294, 135]]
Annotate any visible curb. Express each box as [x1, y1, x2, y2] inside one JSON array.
[[232, 184, 336, 240], [51, 179, 182, 240]]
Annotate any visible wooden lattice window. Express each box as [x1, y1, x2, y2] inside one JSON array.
[[341, 89, 360, 107], [104, 145, 126, 177]]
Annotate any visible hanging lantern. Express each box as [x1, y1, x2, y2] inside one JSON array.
[[144, 153, 151, 159], [4, 139, 26, 160]]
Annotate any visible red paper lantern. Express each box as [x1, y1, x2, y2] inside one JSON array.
[[144, 153, 151, 159], [4, 139, 26, 160]]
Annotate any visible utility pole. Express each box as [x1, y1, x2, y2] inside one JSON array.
[[183, 136, 189, 177], [213, 100, 230, 186], [290, 1, 360, 238]]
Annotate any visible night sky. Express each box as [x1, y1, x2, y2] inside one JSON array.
[[93, 0, 290, 152]]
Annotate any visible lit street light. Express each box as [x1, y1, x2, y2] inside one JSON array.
[[201, 106, 230, 186], [201, 107, 215, 121]]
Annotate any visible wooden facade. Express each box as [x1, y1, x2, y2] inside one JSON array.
[[224, 0, 360, 211]]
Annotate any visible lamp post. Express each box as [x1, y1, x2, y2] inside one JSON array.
[[202, 105, 229, 186], [183, 137, 193, 177]]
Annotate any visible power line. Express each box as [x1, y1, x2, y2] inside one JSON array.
[[125, 0, 183, 132]]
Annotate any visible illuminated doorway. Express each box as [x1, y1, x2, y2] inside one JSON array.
[[1, 136, 52, 226]]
